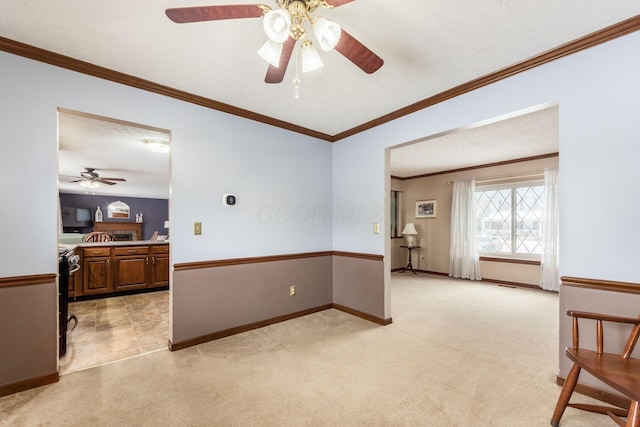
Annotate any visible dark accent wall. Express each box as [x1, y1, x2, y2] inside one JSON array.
[[59, 193, 168, 240]]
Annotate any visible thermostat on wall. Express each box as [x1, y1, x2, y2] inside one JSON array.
[[223, 194, 237, 206]]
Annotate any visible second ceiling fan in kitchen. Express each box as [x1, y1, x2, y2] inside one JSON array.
[[69, 168, 126, 188]]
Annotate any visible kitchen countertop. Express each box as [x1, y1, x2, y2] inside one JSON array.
[[59, 240, 169, 252]]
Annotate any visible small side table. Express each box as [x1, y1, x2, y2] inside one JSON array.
[[400, 246, 421, 274]]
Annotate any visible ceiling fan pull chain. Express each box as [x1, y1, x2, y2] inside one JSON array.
[[294, 49, 301, 99]]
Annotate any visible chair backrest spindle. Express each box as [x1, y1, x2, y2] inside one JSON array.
[[596, 320, 603, 354], [572, 316, 579, 350]]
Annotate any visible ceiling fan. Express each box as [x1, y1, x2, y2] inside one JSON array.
[[70, 168, 127, 188], [165, 0, 383, 91]]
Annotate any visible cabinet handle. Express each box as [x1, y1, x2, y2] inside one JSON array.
[[145, 257, 149, 265], [127, 249, 137, 253], [152, 257, 156, 265], [107, 259, 110, 267]]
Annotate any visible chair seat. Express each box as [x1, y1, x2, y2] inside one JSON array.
[[566, 348, 640, 402]]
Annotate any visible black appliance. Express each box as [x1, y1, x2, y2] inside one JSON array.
[[58, 247, 79, 357]]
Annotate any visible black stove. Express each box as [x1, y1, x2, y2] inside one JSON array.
[[58, 247, 79, 357]]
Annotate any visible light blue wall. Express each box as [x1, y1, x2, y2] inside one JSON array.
[[0, 51, 333, 277], [0, 50, 332, 387], [1, 29, 639, 388], [332, 31, 640, 319]]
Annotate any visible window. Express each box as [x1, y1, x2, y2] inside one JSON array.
[[390, 190, 401, 238], [474, 181, 544, 258]]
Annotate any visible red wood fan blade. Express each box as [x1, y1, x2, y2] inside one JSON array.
[[334, 29, 383, 74], [165, 5, 264, 23], [265, 37, 297, 84], [325, 0, 356, 7]]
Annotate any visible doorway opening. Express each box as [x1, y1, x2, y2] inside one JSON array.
[[386, 103, 559, 290], [57, 108, 172, 374]]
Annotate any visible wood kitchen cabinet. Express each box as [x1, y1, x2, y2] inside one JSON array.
[[113, 246, 150, 291], [82, 247, 112, 295], [151, 245, 169, 287], [75, 243, 168, 298]]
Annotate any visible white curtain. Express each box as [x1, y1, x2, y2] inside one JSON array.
[[449, 178, 482, 280], [540, 167, 560, 291]]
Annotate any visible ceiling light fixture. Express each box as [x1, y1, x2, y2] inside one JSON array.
[[258, 39, 283, 67], [312, 17, 341, 51], [301, 39, 323, 73], [79, 179, 100, 189], [263, 8, 291, 43], [257, 0, 342, 97], [166, 2, 384, 87], [144, 139, 170, 153]]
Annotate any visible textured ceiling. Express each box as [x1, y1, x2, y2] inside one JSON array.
[[390, 104, 559, 178], [2, 2, 637, 198], [58, 110, 171, 199], [1, 1, 638, 136]]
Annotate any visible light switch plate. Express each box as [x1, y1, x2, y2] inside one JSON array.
[[194, 222, 202, 235], [373, 223, 380, 234]]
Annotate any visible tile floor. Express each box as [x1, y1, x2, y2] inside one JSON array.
[[59, 290, 169, 375]]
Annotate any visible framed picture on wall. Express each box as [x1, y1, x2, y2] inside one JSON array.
[[416, 199, 437, 218]]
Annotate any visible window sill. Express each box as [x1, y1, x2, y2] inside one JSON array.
[[479, 256, 541, 266]]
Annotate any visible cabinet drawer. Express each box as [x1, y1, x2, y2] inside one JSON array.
[[114, 246, 149, 256], [83, 247, 111, 257], [151, 245, 169, 254]]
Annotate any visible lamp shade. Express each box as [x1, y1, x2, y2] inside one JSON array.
[[258, 39, 283, 67], [263, 9, 291, 43], [301, 39, 323, 73], [401, 223, 418, 235], [313, 17, 341, 51]]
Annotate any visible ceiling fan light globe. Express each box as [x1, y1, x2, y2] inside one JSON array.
[[313, 18, 341, 51], [79, 180, 100, 189], [301, 40, 323, 73], [263, 9, 291, 43], [258, 39, 283, 67]]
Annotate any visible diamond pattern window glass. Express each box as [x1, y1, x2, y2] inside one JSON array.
[[474, 181, 544, 257]]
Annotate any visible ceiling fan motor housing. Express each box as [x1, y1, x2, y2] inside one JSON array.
[[81, 168, 99, 179]]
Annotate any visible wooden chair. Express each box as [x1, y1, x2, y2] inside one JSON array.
[[551, 310, 640, 427], [82, 232, 116, 243]]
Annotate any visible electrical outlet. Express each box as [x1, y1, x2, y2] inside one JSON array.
[[194, 222, 202, 235], [289, 285, 296, 297]]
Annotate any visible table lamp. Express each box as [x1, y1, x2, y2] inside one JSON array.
[[402, 223, 418, 247]]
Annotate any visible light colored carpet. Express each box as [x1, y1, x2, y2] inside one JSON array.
[[1, 274, 613, 426]]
